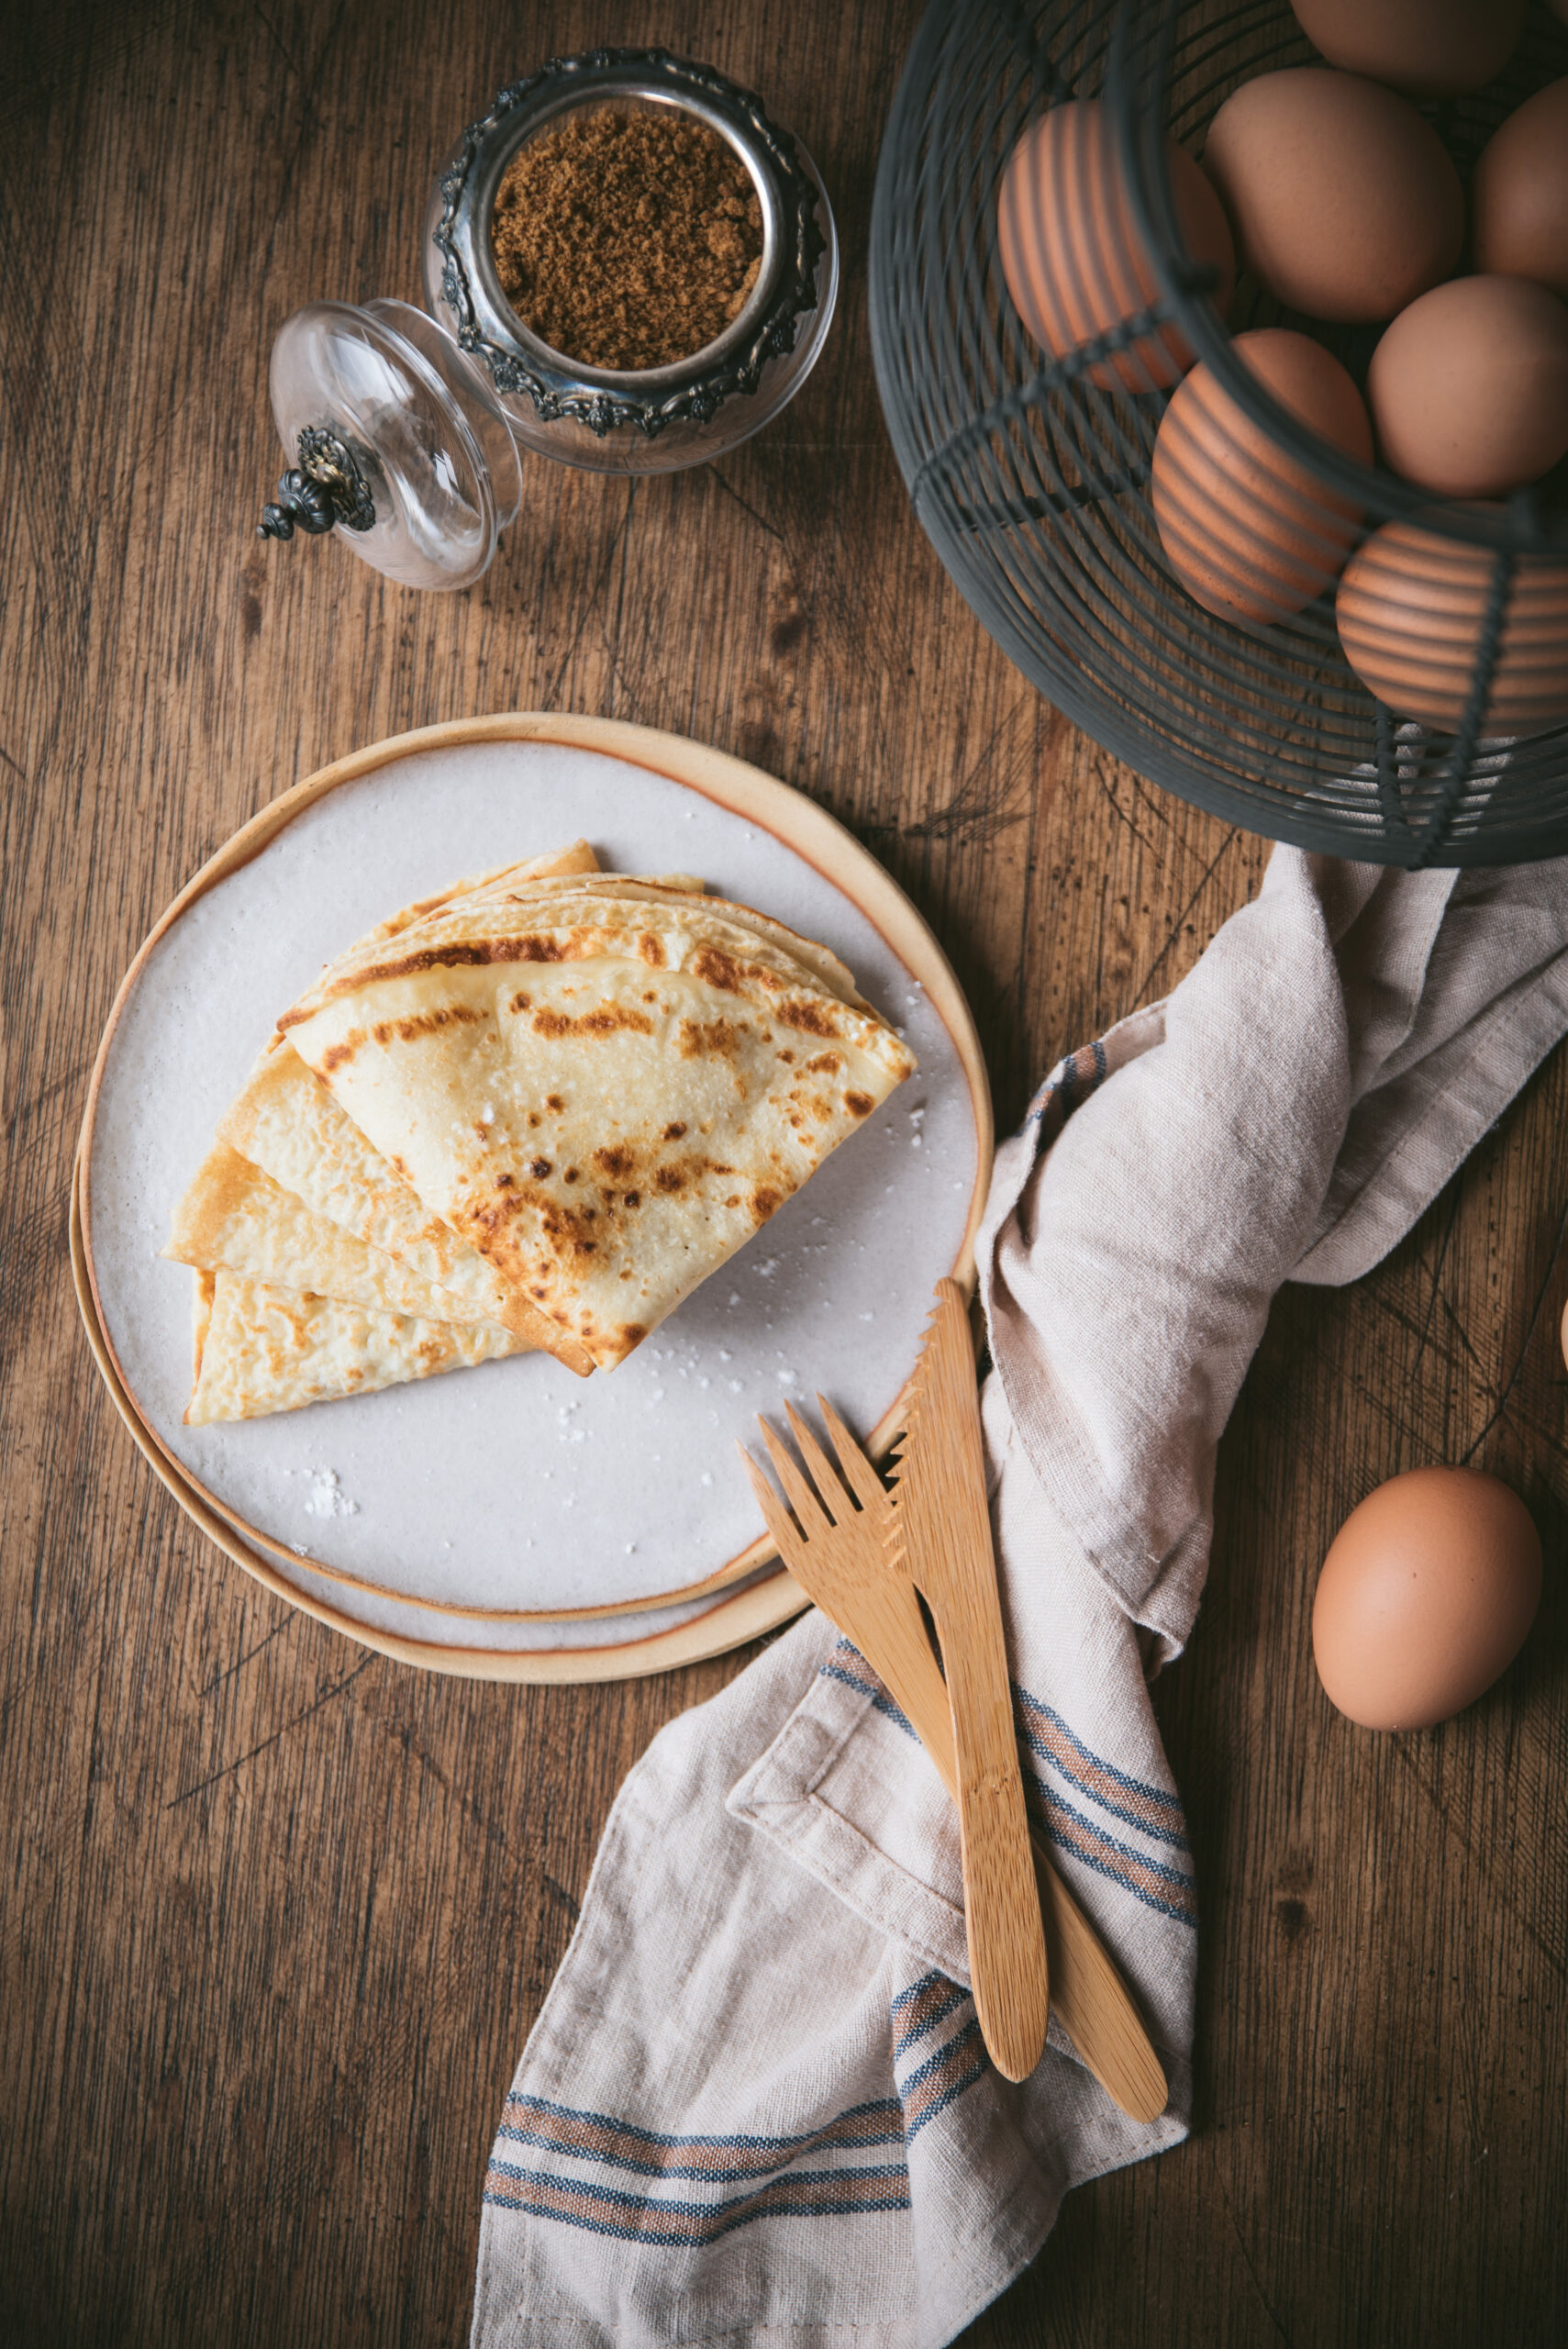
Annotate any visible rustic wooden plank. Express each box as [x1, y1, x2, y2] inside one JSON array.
[[2, 3, 1564, 2345]]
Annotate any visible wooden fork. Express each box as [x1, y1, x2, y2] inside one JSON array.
[[741, 1400, 1167, 2120]]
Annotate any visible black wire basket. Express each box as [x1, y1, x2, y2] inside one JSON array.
[[870, 0, 1568, 866]]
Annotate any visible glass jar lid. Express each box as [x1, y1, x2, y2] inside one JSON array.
[[261, 298, 522, 591], [255, 50, 839, 582]]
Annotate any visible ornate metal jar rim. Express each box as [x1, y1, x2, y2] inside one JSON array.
[[432, 48, 828, 439]]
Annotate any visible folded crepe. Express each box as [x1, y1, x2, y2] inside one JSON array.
[[215, 1036, 590, 1368], [163, 1141, 514, 1327], [311, 840, 602, 985], [166, 845, 607, 1425], [185, 1269, 527, 1425], [210, 844, 615, 1378], [278, 881, 917, 1371]]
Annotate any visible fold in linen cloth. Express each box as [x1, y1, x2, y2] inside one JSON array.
[[471, 849, 1568, 2348]]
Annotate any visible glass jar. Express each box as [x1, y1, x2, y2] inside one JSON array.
[[257, 48, 840, 592]]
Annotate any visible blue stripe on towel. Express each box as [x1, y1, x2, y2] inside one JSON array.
[[483, 2160, 912, 2243], [817, 1641, 1195, 1923]]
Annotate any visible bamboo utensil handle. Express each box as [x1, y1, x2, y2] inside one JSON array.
[[746, 1395, 1166, 2118], [887, 1281, 1050, 2084]]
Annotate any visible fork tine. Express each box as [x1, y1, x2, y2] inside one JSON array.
[[738, 1443, 808, 1564], [783, 1400, 851, 1525], [817, 1395, 890, 1515], [757, 1419, 834, 1542]]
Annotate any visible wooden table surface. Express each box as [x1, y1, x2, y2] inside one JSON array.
[[4, 4, 1565, 2342]]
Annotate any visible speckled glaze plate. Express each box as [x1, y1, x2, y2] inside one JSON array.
[[75, 715, 991, 1680]]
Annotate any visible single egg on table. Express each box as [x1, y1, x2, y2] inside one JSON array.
[[1312, 1466, 1541, 1731], [1367, 275, 1568, 499], [1289, 0, 1527, 97], [1337, 517, 1568, 731], [1473, 79, 1568, 301], [1152, 327, 1372, 623], [998, 99, 1234, 391], [1204, 69, 1464, 323]]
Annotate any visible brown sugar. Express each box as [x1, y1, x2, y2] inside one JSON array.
[[489, 107, 765, 373]]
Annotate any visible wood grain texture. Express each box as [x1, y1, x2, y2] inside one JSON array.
[[2, 3, 1565, 2343]]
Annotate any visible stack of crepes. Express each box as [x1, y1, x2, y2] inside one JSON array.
[[163, 842, 917, 1424]]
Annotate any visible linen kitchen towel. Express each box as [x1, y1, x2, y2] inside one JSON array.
[[471, 849, 1568, 2348]]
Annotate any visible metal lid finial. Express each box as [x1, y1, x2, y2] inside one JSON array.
[[257, 425, 377, 541]]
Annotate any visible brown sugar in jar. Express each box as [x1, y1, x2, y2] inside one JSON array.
[[489, 107, 766, 373]]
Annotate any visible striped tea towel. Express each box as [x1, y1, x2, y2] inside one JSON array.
[[471, 847, 1568, 2347]]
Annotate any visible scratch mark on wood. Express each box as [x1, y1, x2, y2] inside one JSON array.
[[166, 1654, 375, 1806], [708, 467, 784, 543], [1095, 769, 1164, 865], [1129, 827, 1240, 1007], [197, 1613, 296, 1699], [540, 1871, 581, 1921], [1462, 1198, 1568, 1464]]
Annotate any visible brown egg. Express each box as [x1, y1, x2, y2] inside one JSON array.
[[1312, 1467, 1541, 1731], [998, 101, 1234, 392], [1152, 328, 1372, 623], [1368, 276, 1568, 498], [1290, 0, 1526, 97], [1473, 79, 1568, 300], [1204, 69, 1464, 322], [1338, 518, 1568, 730]]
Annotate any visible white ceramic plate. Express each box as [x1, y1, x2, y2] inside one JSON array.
[[78, 717, 990, 1674]]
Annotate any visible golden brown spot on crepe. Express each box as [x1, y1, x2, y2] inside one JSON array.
[[804, 1052, 842, 1074], [624, 1190, 640, 1208], [319, 1038, 361, 1074], [563, 1167, 579, 1184], [495, 1172, 515, 1187], [508, 990, 532, 1013], [725, 1193, 740, 1208], [639, 933, 664, 966], [846, 1090, 875, 1118], [358, 932, 588, 984], [547, 1095, 563, 1110], [532, 1005, 655, 1041], [594, 1144, 635, 1180], [530, 1159, 551, 1179], [655, 1164, 686, 1195], [620, 1324, 648, 1348], [751, 1186, 782, 1223], [678, 1016, 743, 1061], [470, 1182, 602, 1273], [690, 944, 757, 996], [778, 1050, 795, 1064], [663, 1119, 686, 1141], [371, 1004, 488, 1048], [778, 998, 840, 1040]]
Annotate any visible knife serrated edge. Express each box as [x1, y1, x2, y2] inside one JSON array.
[[879, 1297, 942, 1514], [880, 1283, 978, 1542]]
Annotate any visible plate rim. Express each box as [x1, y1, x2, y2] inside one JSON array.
[[75, 713, 993, 1656]]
